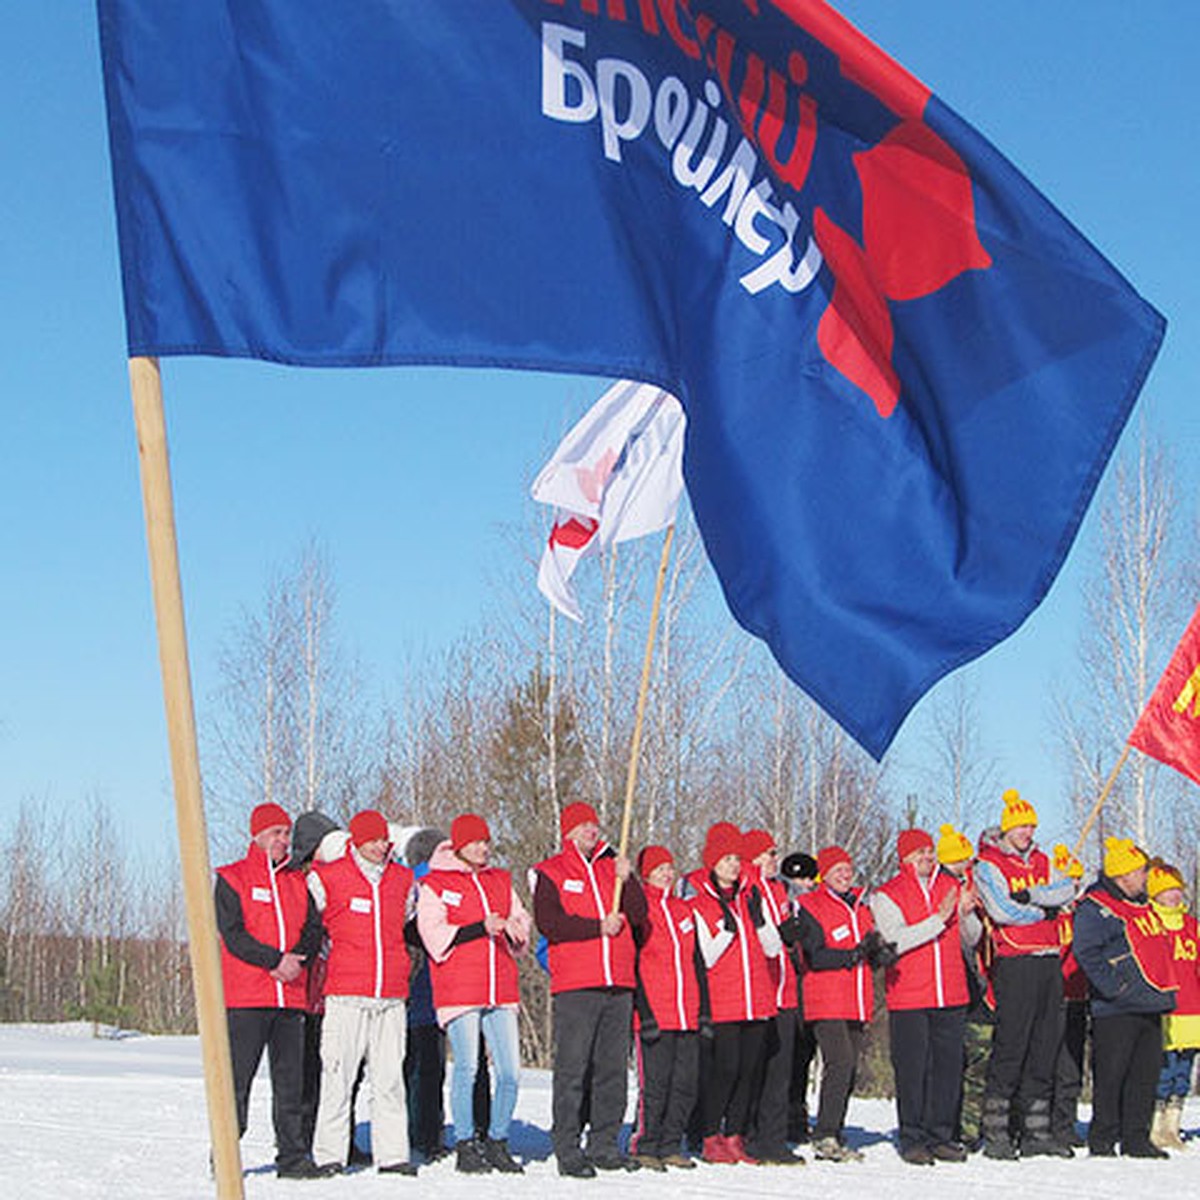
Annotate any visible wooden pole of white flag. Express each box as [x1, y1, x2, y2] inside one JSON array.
[[129, 357, 244, 1200], [1071, 743, 1132, 862], [612, 523, 675, 914]]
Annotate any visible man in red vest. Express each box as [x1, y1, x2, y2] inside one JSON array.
[[309, 810, 417, 1176], [214, 802, 327, 1179], [1074, 837, 1177, 1158], [974, 789, 1078, 1159], [533, 801, 647, 1177], [871, 827, 978, 1165]]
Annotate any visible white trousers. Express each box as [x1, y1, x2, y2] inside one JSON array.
[[312, 995, 408, 1169]]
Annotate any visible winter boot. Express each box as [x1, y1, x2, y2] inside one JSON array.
[[981, 1097, 1018, 1161], [1151, 1099, 1171, 1150], [1022, 1098, 1073, 1158], [1163, 1096, 1188, 1151], [482, 1138, 524, 1173], [702, 1135, 739, 1164], [813, 1136, 864, 1163], [455, 1138, 493, 1174]]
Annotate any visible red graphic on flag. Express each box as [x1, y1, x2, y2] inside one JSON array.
[[1128, 603, 1200, 788], [549, 516, 599, 551]]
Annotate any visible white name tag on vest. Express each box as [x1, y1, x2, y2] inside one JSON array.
[[442, 890, 462, 907], [679, 918, 694, 933], [350, 897, 372, 915], [251, 887, 272, 903], [831, 924, 851, 942], [563, 879, 585, 894]]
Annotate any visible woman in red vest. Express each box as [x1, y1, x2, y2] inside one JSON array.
[[1073, 837, 1177, 1158], [871, 828, 973, 1164], [689, 822, 780, 1165], [630, 845, 701, 1170], [417, 813, 530, 1175], [795, 844, 886, 1163]]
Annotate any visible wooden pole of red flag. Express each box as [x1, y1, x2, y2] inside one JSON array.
[[1071, 743, 1131, 862], [612, 523, 675, 914], [129, 357, 244, 1200]]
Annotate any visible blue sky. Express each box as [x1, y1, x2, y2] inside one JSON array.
[[2, 3, 1197, 859]]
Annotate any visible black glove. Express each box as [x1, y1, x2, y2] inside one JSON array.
[[1011, 888, 1031, 904], [845, 944, 866, 967], [781, 851, 818, 882], [778, 915, 803, 946], [1040, 905, 1060, 920], [746, 885, 765, 929], [639, 1013, 661, 1044], [860, 929, 899, 969]]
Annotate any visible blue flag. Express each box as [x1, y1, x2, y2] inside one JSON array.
[[97, 0, 1165, 758]]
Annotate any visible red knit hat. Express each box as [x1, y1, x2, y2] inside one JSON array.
[[250, 802, 291, 837], [742, 829, 777, 862], [816, 845, 851, 878], [703, 822, 744, 871], [897, 828, 934, 862], [451, 812, 490, 851], [349, 809, 390, 847], [560, 801, 599, 841], [638, 845, 674, 878]]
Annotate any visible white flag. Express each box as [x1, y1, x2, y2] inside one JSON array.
[[532, 382, 685, 620], [536, 514, 599, 623]]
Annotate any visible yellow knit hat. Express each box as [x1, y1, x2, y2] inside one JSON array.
[[1103, 837, 1147, 879], [1052, 844, 1084, 879], [937, 823, 974, 865], [1147, 861, 1185, 899], [999, 788, 1038, 832]]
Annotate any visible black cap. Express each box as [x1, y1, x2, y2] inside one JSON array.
[[780, 851, 818, 881]]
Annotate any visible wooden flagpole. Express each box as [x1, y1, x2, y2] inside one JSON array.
[[129, 357, 244, 1200], [612, 523, 675, 913], [1071, 743, 1132, 861]]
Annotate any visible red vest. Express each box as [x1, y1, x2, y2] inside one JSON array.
[[536, 843, 636, 994], [637, 884, 700, 1031], [747, 868, 799, 1011], [316, 854, 413, 1000], [797, 884, 874, 1021], [1166, 912, 1200, 1017], [691, 878, 778, 1023], [422, 864, 520, 1009], [1058, 910, 1088, 1001], [977, 842, 1060, 956], [216, 843, 311, 1010], [1087, 888, 1177, 993], [876, 865, 968, 1011]]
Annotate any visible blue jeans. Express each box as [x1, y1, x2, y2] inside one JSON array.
[[446, 1007, 520, 1143], [1157, 1048, 1196, 1100]]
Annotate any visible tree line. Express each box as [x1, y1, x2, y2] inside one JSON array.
[[0, 422, 1194, 1079]]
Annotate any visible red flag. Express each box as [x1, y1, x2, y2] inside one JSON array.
[[1128, 604, 1200, 786]]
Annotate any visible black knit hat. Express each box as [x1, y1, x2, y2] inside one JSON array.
[[291, 811, 339, 866], [404, 826, 446, 868], [780, 851, 819, 881]]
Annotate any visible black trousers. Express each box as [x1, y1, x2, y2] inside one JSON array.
[[984, 955, 1063, 1108], [1089, 1012, 1163, 1153], [635, 1030, 700, 1157], [228, 1007, 309, 1172], [749, 1009, 797, 1155], [788, 1015, 818, 1140], [889, 1005, 967, 1151], [1051, 999, 1088, 1140], [702, 1019, 769, 1137], [811, 1019, 866, 1141], [552, 988, 632, 1162]]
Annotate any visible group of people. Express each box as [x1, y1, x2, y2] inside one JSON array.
[[214, 787, 1198, 1179]]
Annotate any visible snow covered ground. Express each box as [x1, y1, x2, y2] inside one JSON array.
[[0, 1023, 1197, 1198]]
